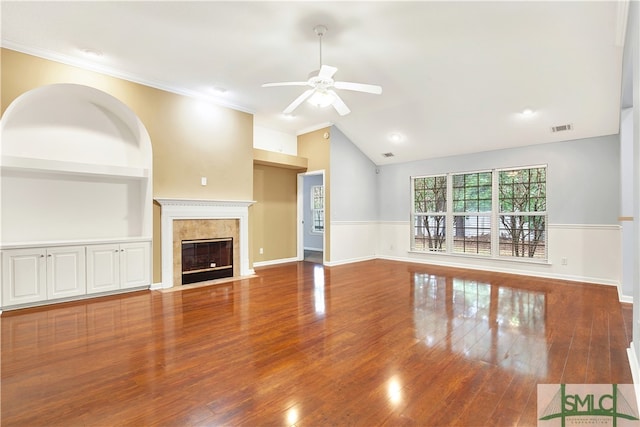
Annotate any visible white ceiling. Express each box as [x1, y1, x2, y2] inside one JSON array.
[[1, 1, 629, 165]]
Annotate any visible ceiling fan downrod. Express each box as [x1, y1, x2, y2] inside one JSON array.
[[314, 25, 328, 69]]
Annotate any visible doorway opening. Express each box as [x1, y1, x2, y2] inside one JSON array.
[[298, 171, 325, 264]]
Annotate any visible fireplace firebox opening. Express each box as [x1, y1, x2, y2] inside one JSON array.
[[181, 238, 233, 285]]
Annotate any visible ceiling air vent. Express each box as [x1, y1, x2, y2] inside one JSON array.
[[382, 152, 395, 158], [551, 123, 573, 133]]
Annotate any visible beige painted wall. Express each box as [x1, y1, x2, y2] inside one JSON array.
[[1, 49, 254, 284], [252, 164, 298, 262], [297, 128, 331, 261]]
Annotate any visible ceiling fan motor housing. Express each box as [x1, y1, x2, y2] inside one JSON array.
[[307, 70, 334, 90]]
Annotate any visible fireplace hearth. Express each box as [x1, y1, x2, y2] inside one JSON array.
[[181, 238, 233, 284]]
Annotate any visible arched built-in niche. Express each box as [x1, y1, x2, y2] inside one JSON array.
[[1, 84, 152, 309], [1, 83, 152, 242]]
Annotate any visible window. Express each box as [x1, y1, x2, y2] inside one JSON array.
[[452, 171, 492, 256], [311, 185, 324, 233], [412, 175, 446, 251], [411, 165, 547, 261], [498, 167, 546, 259]]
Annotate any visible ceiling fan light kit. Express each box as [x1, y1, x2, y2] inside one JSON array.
[[307, 90, 335, 108], [262, 25, 382, 116]]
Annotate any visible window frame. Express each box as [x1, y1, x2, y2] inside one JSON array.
[[451, 170, 493, 257], [311, 184, 324, 234], [411, 174, 448, 252], [410, 165, 547, 263]]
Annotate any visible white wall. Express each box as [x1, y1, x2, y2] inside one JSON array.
[[329, 221, 377, 266], [626, 0, 640, 389], [1, 173, 144, 242], [253, 125, 297, 155], [621, 108, 635, 300], [325, 127, 624, 286], [377, 135, 620, 225], [328, 125, 378, 264], [375, 222, 620, 286]]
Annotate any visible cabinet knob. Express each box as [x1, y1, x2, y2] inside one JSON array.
[[40, 254, 45, 258]]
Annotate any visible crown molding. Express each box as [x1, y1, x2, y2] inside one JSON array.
[[1, 40, 254, 114]]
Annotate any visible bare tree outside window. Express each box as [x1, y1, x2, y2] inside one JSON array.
[[498, 168, 546, 258], [413, 176, 446, 251]]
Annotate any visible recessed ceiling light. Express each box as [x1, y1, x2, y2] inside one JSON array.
[[521, 108, 534, 116], [208, 86, 227, 95], [389, 132, 404, 143], [79, 48, 102, 58]]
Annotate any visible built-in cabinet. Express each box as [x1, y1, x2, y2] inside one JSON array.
[[2, 246, 86, 306], [1, 83, 153, 310], [1, 241, 150, 308], [87, 242, 151, 293]]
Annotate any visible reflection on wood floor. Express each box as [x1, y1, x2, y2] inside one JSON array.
[[1, 260, 633, 426]]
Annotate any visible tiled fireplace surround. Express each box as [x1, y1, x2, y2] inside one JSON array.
[[155, 199, 254, 288]]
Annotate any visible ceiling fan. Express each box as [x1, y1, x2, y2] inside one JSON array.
[[262, 25, 382, 116]]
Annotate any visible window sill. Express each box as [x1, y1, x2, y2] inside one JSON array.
[[407, 249, 551, 266]]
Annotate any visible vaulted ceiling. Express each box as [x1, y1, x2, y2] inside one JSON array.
[[1, 1, 630, 165]]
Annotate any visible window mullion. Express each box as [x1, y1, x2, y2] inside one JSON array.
[[446, 173, 453, 253], [410, 177, 416, 250], [491, 169, 499, 257]]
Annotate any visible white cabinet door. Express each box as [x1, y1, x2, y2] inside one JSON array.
[[120, 242, 150, 289], [47, 246, 86, 299], [2, 248, 47, 306], [86, 244, 120, 294]]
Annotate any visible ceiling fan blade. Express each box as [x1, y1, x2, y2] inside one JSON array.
[[318, 65, 338, 79], [329, 90, 351, 116], [262, 82, 309, 87], [334, 81, 383, 95], [283, 89, 315, 114]]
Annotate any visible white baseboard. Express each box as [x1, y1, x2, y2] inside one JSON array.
[[620, 292, 633, 304], [324, 255, 376, 267], [376, 254, 620, 288], [149, 282, 164, 290], [253, 257, 299, 268]]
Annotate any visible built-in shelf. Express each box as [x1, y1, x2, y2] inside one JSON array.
[[1, 155, 149, 179], [1, 237, 152, 250], [253, 148, 308, 171], [1, 83, 154, 310]]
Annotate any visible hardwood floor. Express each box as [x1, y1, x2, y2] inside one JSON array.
[[303, 250, 323, 264], [1, 260, 634, 426]]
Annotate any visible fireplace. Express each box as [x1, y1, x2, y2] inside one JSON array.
[[155, 198, 254, 289], [181, 238, 233, 284]]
